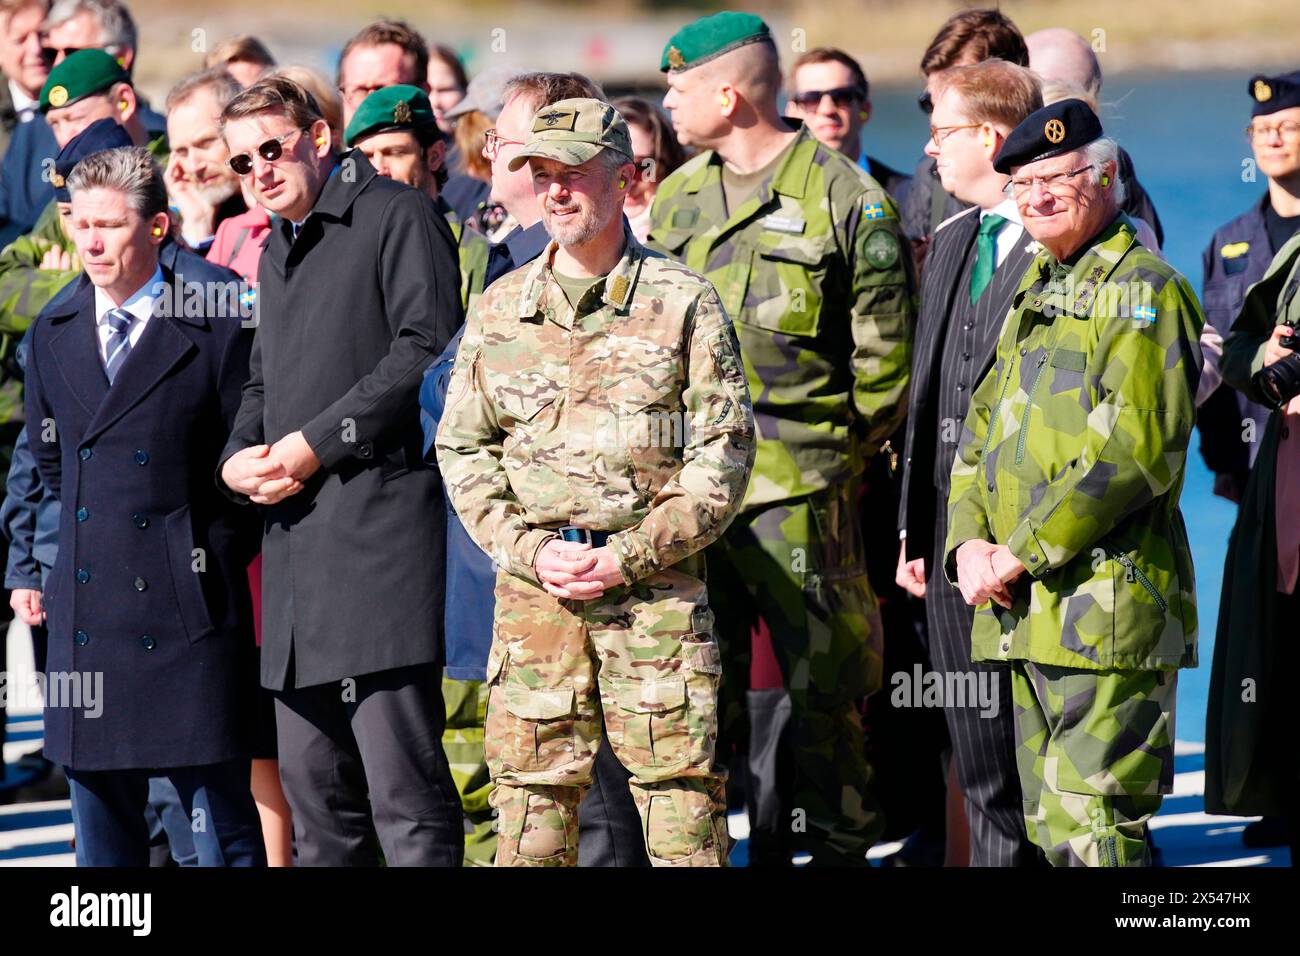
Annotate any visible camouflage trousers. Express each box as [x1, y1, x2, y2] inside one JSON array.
[[708, 480, 885, 865], [484, 557, 729, 867], [441, 676, 496, 866], [1011, 661, 1177, 866]]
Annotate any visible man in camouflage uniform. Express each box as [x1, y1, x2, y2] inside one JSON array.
[[436, 97, 755, 866], [944, 100, 1201, 866], [646, 12, 914, 865], [345, 84, 488, 313]]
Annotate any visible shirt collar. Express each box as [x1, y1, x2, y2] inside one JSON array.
[[8, 80, 38, 116], [516, 219, 644, 321], [981, 197, 1022, 226], [95, 264, 165, 325]]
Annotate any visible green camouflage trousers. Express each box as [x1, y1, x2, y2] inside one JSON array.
[[441, 676, 496, 866], [484, 557, 728, 867], [1011, 661, 1177, 866], [708, 480, 885, 865]]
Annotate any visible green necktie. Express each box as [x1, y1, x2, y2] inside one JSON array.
[[969, 213, 1008, 304]]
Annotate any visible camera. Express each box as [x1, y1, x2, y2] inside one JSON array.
[[1254, 332, 1300, 408]]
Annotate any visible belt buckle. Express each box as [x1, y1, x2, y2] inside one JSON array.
[[557, 524, 591, 545]]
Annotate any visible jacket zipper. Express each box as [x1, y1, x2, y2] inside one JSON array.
[[1107, 548, 1168, 612], [1015, 354, 1049, 465], [981, 354, 1018, 458]]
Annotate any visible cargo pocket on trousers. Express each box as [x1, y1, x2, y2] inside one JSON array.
[[492, 680, 577, 773], [606, 674, 690, 777]]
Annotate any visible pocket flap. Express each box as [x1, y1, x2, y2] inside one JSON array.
[[502, 683, 575, 720], [610, 674, 687, 714], [1050, 349, 1087, 372], [605, 366, 679, 414]]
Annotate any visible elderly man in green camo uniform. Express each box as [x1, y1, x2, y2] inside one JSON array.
[[436, 97, 756, 866], [944, 99, 1202, 867], [646, 12, 915, 866]]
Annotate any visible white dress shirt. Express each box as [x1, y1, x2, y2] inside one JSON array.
[[94, 265, 165, 366], [8, 80, 39, 124], [980, 197, 1025, 268]]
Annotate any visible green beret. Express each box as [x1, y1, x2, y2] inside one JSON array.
[[660, 11, 772, 73], [344, 84, 440, 147], [40, 49, 129, 113]]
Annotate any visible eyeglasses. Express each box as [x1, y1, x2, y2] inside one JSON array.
[[788, 86, 866, 111], [929, 122, 982, 148], [483, 128, 524, 161], [337, 83, 388, 107], [1245, 121, 1300, 143], [227, 127, 309, 176], [1003, 164, 1097, 198]]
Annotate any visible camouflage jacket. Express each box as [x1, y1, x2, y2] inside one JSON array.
[[437, 195, 489, 314], [435, 224, 756, 587], [646, 123, 915, 511], [944, 215, 1202, 671]]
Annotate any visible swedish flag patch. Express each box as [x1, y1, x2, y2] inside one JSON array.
[[864, 203, 884, 220], [1133, 304, 1157, 323]]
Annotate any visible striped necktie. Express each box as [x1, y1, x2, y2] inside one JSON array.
[[103, 307, 134, 385], [969, 213, 1008, 304]]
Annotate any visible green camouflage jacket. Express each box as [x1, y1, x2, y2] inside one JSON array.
[[645, 124, 914, 511], [435, 224, 756, 587], [437, 195, 489, 313], [944, 215, 1202, 671]]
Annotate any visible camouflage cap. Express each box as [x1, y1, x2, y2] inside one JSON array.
[[40, 49, 129, 113], [506, 97, 632, 171], [344, 84, 440, 147], [660, 11, 772, 74]]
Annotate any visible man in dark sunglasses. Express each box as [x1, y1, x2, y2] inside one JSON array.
[[785, 47, 911, 205], [218, 74, 467, 867]]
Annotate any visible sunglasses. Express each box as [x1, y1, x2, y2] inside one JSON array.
[[788, 86, 866, 111], [228, 126, 310, 175]]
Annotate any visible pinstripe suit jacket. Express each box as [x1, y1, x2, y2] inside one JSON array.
[[899, 206, 1037, 563]]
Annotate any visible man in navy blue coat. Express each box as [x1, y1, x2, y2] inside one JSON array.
[[22, 144, 264, 866]]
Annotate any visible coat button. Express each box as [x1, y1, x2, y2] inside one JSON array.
[[1028, 553, 1039, 563], [76, 506, 89, 521], [987, 482, 995, 492], [1020, 347, 1028, 356], [134, 450, 149, 465], [357, 442, 373, 459], [133, 576, 147, 591], [141, 635, 156, 650], [78, 447, 92, 461], [132, 513, 149, 529], [74, 630, 89, 646], [962, 352, 971, 361], [76, 568, 90, 583], [956, 383, 966, 392]]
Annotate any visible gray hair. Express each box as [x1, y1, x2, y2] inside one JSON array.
[[166, 66, 241, 115], [45, 0, 136, 55], [66, 145, 167, 219], [1082, 136, 1126, 208]]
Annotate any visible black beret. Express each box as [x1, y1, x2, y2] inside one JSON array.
[[1249, 71, 1300, 117], [53, 118, 132, 202], [993, 98, 1104, 175]]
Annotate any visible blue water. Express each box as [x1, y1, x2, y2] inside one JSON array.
[[865, 70, 1261, 742]]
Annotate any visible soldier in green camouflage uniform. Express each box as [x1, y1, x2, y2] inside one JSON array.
[[344, 85, 488, 314], [943, 100, 1201, 866], [436, 98, 755, 866], [0, 50, 169, 466], [646, 12, 914, 865]]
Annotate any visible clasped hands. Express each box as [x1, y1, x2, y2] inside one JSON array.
[[954, 539, 1027, 609], [534, 539, 627, 601], [221, 432, 320, 505]]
